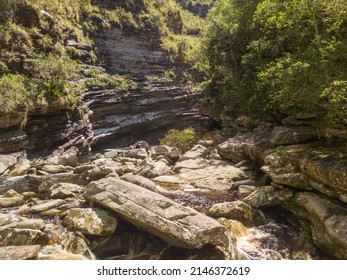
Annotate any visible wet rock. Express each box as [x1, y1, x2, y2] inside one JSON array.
[[291, 230, 322, 260], [0, 190, 25, 208], [218, 218, 248, 238], [0, 245, 41, 260], [37, 246, 89, 260], [0, 213, 25, 226], [161, 244, 233, 260], [180, 144, 208, 161], [242, 185, 294, 208], [238, 185, 257, 195], [5, 228, 48, 246], [270, 126, 317, 145], [85, 177, 230, 249], [30, 199, 65, 213], [62, 208, 118, 236], [0, 218, 47, 246], [137, 158, 169, 178], [292, 192, 347, 259], [90, 229, 170, 260], [208, 201, 266, 226], [64, 234, 93, 258]]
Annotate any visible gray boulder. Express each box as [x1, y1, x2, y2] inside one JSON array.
[[292, 192, 347, 259], [85, 177, 230, 249], [180, 144, 208, 161], [208, 201, 266, 226]]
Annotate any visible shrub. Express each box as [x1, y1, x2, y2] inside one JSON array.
[[0, 73, 28, 112], [29, 53, 83, 106], [160, 127, 198, 151]]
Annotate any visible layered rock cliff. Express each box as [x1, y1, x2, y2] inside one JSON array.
[[87, 27, 209, 148], [0, 0, 210, 154]]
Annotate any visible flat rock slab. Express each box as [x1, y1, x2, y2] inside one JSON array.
[[176, 159, 247, 191], [0, 245, 41, 260], [86, 177, 230, 249]]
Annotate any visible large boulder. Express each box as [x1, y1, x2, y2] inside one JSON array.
[[299, 146, 347, 200], [291, 192, 347, 259], [62, 208, 118, 236], [85, 177, 230, 249], [217, 137, 249, 162], [0, 218, 47, 246], [0, 245, 41, 260], [208, 201, 266, 226], [137, 158, 170, 178], [270, 126, 317, 145], [175, 159, 247, 191], [242, 185, 294, 208], [0, 190, 25, 208], [180, 144, 208, 161], [154, 145, 180, 160]]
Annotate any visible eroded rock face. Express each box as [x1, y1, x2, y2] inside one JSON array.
[[218, 129, 347, 259], [87, 27, 211, 148], [0, 106, 93, 155], [85, 177, 230, 249], [292, 192, 347, 259], [270, 126, 317, 146]]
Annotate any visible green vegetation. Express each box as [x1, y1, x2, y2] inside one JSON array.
[[0, 53, 83, 111], [0, 74, 28, 112], [0, 0, 212, 114], [199, 0, 347, 128], [84, 68, 137, 92], [160, 127, 198, 151]]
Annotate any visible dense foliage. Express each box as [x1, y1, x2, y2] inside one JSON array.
[[160, 127, 198, 151], [0, 0, 211, 113], [199, 0, 347, 128]]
